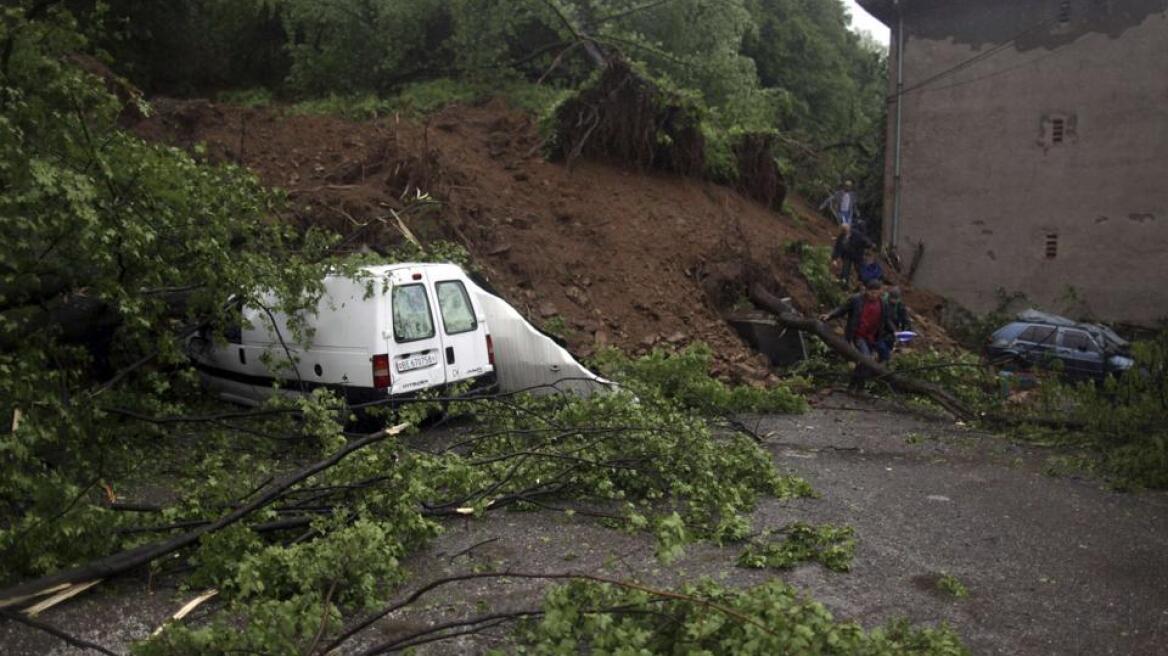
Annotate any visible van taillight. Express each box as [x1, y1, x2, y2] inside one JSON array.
[[372, 354, 391, 389], [486, 335, 495, 366]]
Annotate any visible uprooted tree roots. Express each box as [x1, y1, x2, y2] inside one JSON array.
[[547, 59, 705, 176], [734, 132, 788, 210], [546, 59, 787, 209]]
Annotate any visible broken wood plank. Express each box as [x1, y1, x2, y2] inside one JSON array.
[[0, 583, 71, 610], [151, 588, 219, 637], [24, 580, 102, 617]]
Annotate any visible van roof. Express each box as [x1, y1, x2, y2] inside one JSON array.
[[325, 262, 463, 278], [362, 262, 449, 275]]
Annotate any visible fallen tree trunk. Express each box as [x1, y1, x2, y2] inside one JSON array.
[[0, 424, 409, 606], [749, 284, 975, 421]]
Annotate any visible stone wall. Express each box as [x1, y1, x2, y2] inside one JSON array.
[[876, 0, 1168, 323]]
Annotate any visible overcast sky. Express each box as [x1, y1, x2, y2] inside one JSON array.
[[843, 0, 891, 45]]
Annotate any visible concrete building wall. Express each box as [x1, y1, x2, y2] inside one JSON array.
[[873, 0, 1168, 324]]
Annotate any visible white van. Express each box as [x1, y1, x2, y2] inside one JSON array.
[[188, 263, 495, 407]]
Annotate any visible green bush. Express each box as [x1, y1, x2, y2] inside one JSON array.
[[786, 240, 845, 308], [702, 124, 739, 183]]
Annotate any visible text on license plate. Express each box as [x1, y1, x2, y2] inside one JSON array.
[[396, 353, 438, 373]]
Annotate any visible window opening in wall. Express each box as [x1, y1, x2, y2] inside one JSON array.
[[1058, 1, 1072, 24], [1050, 117, 1066, 144], [1045, 233, 1059, 259]]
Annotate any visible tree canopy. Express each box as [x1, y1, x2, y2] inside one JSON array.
[[84, 0, 887, 182]]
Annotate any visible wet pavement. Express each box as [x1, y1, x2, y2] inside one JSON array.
[[4, 396, 1167, 654]]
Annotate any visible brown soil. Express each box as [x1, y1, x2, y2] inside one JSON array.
[[132, 98, 953, 382]]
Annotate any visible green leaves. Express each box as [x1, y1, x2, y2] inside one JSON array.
[[0, 7, 336, 581], [517, 578, 969, 655], [593, 343, 809, 415], [738, 522, 856, 572], [1027, 330, 1168, 489], [787, 240, 846, 308]]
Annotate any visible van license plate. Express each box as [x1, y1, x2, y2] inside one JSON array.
[[396, 353, 438, 373]]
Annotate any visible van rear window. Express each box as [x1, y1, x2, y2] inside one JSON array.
[[392, 284, 435, 342], [436, 281, 477, 335]]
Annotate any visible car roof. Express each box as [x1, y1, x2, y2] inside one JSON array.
[[1014, 309, 1129, 350]]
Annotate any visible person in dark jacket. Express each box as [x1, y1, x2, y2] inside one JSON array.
[[831, 224, 873, 286], [820, 279, 896, 391]]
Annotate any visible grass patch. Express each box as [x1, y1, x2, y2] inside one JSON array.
[[217, 87, 274, 108], [286, 79, 572, 121]]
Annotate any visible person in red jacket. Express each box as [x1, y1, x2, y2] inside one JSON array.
[[820, 279, 896, 391]]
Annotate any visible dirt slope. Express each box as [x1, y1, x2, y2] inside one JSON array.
[[133, 98, 950, 381]]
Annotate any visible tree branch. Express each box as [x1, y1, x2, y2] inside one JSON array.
[[748, 284, 975, 420], [538, 0, 606, 67], [0, 424, 409, 604], [324, 570, 778, 654]]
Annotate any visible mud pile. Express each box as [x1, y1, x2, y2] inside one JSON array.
[[133, 98, 952, 383]]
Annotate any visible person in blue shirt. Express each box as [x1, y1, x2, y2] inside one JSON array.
[[858, 251, 884, 286]]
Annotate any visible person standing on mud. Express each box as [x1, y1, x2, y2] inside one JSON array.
[[820, 179, 860, 226], [831, 223, 873, 286], [820, 279, 895, 392]]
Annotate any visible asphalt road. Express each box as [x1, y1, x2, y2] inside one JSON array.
[[4, 396, 1166, 654]]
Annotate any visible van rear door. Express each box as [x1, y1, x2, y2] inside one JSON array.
[[387, 270, 446, 394], [433, 276, 490, 385]]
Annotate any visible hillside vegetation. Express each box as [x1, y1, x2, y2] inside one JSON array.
[[86, 0, 888, 214]]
